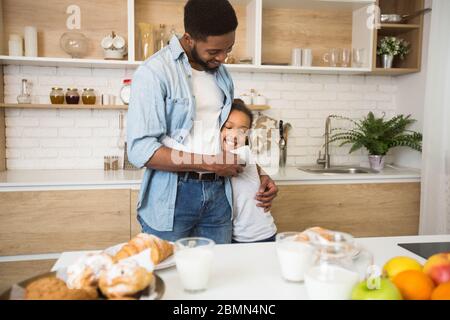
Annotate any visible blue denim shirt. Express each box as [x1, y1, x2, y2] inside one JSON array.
[[127, 36, 234, 232]]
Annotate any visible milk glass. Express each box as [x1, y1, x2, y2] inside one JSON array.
[[175, 237, 215, 293], [276, 232, 314, 282], [304, 231, 372, 300]]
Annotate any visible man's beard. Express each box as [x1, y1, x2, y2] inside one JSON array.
[[191, 45, 220, 73]]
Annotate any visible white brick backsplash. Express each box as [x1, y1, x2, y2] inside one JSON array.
[[23, 128, 58, 138], [75, 118, 109, 128], [6, 117, 39, 127], [59, 128, 92, 138], [4, 66, 399, 169]]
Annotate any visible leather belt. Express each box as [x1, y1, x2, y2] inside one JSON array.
[[178, 172, 223, 181]]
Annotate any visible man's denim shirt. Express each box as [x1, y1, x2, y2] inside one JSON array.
[[127, 36, 234, 231]]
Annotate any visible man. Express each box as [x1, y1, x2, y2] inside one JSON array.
[[127, 0, 278, 244]]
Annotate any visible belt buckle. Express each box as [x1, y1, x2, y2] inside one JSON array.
[[198, 172, 206, 181]]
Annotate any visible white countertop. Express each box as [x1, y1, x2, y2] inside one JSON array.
[[49, 235, 449, 300], [0, 166, 420, 191]]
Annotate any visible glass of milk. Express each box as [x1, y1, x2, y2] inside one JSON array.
[[174, 237, 215, 293], [276, 232, 314, 282], [304, 231, 364, 300]]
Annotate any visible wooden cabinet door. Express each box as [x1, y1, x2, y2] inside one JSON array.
[[130, 189, 141, 237], [0, 189, 131, 255], [270, 183, 420, 237]]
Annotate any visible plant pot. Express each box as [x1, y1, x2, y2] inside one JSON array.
[[368, 155, 385, 171], [381, 54, 394, 69]]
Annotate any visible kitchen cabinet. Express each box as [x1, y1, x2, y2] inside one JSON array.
[[130, 188, 141, 236], [371, 0, 426, 75], [271, 182, 421, 237], [1, 0, 426, 76], [0, 189, 131, 256]]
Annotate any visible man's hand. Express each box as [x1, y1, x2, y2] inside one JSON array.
[[206, 152, 245, 177], [256, 175, 278, 212]]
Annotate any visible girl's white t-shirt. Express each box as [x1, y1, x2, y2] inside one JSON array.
[[230, 146, 277, 242], [160, 139, 277, 242]]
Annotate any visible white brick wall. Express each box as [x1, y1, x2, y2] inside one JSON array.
[[3, 65, 397, 169]]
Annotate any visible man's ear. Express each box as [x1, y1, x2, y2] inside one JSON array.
[[183, 33, 195, 47]]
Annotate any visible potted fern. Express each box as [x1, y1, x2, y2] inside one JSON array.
[[377, 36, 410, 68], [329, 112, 422, 171]]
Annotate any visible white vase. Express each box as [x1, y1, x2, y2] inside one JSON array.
[[381, 54, 394, 69], [368, 155, 385, 171]]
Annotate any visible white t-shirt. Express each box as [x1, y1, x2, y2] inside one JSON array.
[[231, 146, 277, 242], [160, 139, 277, 243], [182, 68, 224, 156]]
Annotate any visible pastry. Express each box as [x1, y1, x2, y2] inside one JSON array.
[[98, 260, 153, 299], [113, 233, 174, 265], [66, 253, 114, 290], [25, 276, 98, 300], [296, 227, 335, 242]]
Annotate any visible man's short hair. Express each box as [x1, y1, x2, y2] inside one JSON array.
[[184, 0, 238, 41]]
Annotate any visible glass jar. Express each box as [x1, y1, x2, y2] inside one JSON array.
[[82, 88, 96, 105], [304, 230, 372, 300], [50, 87, 65, 104], [65, 88, 80, 105], [120, 79, 131, 105], [17, 79, 32, 104]]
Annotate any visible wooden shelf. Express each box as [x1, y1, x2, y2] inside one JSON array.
[[371, 68, 420, 75], [380, 23, 421, 30], [0, 103, 128, 110], [248, 104, 271, 111]]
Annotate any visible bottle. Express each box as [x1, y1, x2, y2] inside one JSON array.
[[17, 79, 32, 104], [167, 25, 177, 45], [156, 24, 167, 52]]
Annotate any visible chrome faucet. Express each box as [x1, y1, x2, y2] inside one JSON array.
[[317, 116, 332, 169]]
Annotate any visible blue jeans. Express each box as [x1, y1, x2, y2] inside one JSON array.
[[137, 176, 232, 244]]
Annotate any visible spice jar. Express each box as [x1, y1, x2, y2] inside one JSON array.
[[82, 88, 96, 105], [50, 87, 65, 104], [104, 156, 111, 171], [66, 88, 80, 104], [111, 156, 119, 171]]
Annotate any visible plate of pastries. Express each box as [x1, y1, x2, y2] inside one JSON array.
[[0, 233, 174, 300]]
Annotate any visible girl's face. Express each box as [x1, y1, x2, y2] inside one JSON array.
[[221, 110, 251, 152]]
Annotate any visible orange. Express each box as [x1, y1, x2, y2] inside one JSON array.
[[393, 270, 435, 300], [431, 282, 450, 300]]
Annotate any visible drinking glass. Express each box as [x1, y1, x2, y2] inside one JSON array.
[[352, 48, 366, 68], [302, 49, 313, 67], [341, 48, 351, 68], [276, 232, 314, 282], [174, 237, 215, 293], [291, 48, 302, 67], [322, 48, 340, 67]]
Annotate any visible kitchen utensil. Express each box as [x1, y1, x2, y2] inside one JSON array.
[[117, 112, 126, 152], [302, 49, 313, 67], [101, 31, 127, 60], [380, 8, 431, 24], [291, 48, 302, 67], [60, 31, 89, 58], [279, 120, 286, 168]]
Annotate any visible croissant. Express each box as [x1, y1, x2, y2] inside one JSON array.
[[114, 233, 174, 265]]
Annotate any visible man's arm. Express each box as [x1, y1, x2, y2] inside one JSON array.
[[256, 165, 279, 212], [127, 65, 244, 177]]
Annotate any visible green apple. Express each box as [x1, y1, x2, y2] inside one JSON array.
[[351, 278, 403, 300]]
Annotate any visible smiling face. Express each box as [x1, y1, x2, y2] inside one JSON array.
[[185, 32, 235, 72], [221, 109, 252, 152]]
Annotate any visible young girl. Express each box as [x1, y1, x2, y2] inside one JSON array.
[[221, 100, 277, 243], [161, 100, 277, 243]]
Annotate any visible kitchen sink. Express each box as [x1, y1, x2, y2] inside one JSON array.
[[298, 166, 379, 174]]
